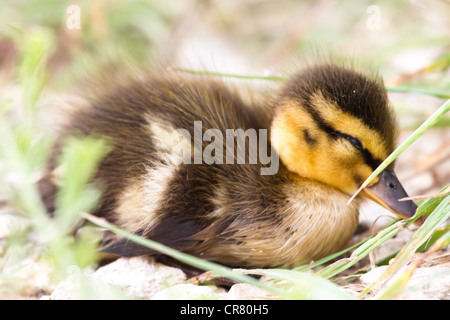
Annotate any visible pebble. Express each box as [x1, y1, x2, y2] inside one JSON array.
[[360, 265, 450, 299]]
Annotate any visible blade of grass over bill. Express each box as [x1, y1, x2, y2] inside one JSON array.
[[348, 98, 450, 205]]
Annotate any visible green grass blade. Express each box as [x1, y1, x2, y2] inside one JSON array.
[[81, 213, 288, 298], [55, 136, 110, 233], [15, 27, 55, 115], [172, 68, 285, 81], [414, 184, 450, 217], [375, 230, 450, 300], [245, 269, 357, 300], [315, 219, 407, 279], [315, 186, 448, 280], [295, 233, 382, 272], [385, 86, 450, 99], [362, 193, 450, 298], [172, 68, 450, 99]]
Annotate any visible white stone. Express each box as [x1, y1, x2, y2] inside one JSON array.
[[224, 283, 273, 300], [50, 257, 187, 300], [360, 265, 450, 300], [151, 283, 226, 300]]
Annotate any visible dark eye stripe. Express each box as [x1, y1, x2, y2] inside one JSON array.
[[300, 104, 382, 170], [362, 149, 381, 170], [340, 133, 381, 169]]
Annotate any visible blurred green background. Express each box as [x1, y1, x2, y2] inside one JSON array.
[[0, 0, 449, 82]]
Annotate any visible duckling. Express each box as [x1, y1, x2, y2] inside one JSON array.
[[50, 61, 417, 268]]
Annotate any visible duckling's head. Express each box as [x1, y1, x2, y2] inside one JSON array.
[[272, 63, 417, 219]]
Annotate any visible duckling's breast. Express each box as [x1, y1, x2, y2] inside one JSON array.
[[196, 176, 360, 268], [275, 179, 360, 266]]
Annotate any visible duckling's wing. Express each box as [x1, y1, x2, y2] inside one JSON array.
[[99, 214, 228, 258], [99, 214, 198, 256], [61, 73, 273, 261]]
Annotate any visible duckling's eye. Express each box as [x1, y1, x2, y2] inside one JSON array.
[[347, 136, 363, 150]]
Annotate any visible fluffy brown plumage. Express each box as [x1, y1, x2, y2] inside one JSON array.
[[42, 61, 417, 268]]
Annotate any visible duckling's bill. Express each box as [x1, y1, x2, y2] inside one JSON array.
[[361, 170, 418, 220]]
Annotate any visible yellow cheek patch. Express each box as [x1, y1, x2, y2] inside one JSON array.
[[310, 92, 389, 161], [354, 163, 378, 185], [272, 103, 359, 193], [271, 106, 308, 168], [271, 104, 320, 172]]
